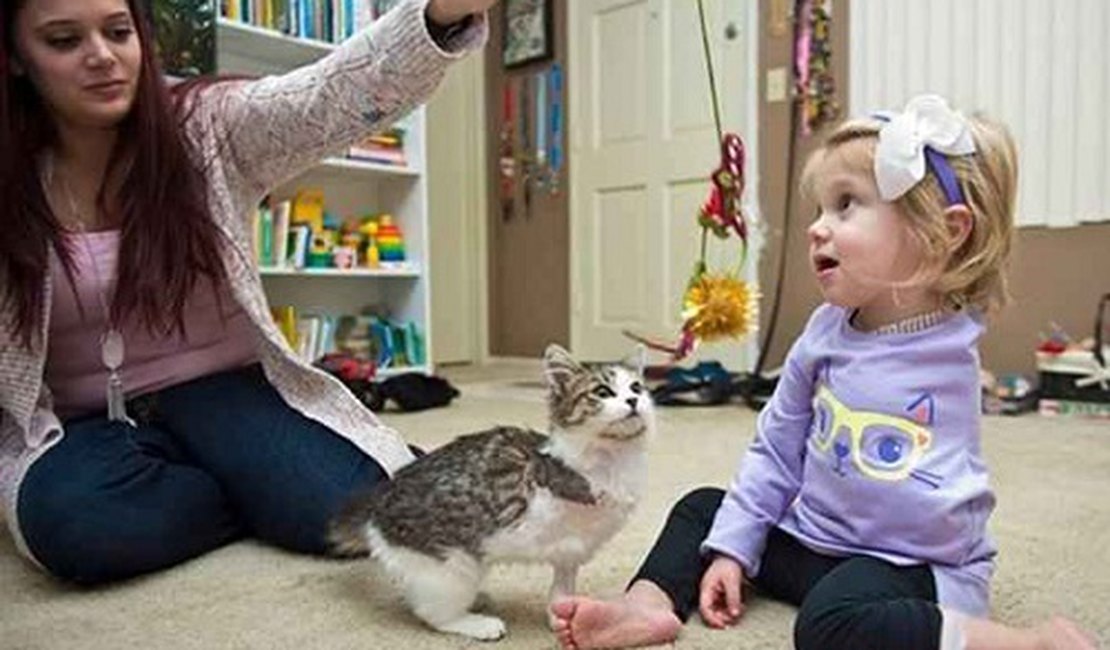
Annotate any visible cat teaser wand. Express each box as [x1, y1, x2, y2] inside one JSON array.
[[624, 0, 759, 360]]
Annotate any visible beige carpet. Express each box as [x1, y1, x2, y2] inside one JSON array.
[[2, 370, 1107, 650]]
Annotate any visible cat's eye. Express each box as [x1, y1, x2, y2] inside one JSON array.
[[630, 382, 644, 394], [592, 384, 616, 399]]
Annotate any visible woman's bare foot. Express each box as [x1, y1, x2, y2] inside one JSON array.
[[549, 581, 683, 650]]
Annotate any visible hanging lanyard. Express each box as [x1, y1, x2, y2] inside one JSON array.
[[499, 81, 516, 221], [520, 74, 533, 217], [549, 63, 563, 195], [535, 69, 547, 191]]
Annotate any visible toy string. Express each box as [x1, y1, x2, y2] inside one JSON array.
[[696, 0, 746, 276], [697, 0, 725, 147], [696, 0, 720, 267]]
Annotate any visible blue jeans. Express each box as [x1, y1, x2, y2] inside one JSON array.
[[18, 364, 388, 585]]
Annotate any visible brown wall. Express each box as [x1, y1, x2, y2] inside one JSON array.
[[757, 0, 1110, 376], [755, 0, 847, 372], [985, 224, 1110, 374], [484, 3, 570, 357]]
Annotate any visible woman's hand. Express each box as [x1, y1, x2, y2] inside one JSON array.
[[698, 554, 746, 629], [426, 0, 498, 26]]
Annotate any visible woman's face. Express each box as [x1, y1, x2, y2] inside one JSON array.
[[11, 0, 142, 131]]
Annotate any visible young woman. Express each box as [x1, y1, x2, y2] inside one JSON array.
[[0, 0, 493, 585]]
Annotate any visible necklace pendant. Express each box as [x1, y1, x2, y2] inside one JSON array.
[[101, 329, 125, 370], [106, 370, 136, 427], [100, 329, 134, 426]]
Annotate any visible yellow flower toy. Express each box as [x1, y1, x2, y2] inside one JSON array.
[[683, 272, 760, 346]]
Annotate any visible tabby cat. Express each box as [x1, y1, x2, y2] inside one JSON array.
[[329, 344, 653, 640]]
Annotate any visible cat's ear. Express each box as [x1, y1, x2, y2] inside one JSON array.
[[543, 344, 583, 391]]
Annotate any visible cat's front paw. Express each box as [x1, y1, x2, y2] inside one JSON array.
[[435, 613, 507, 641]]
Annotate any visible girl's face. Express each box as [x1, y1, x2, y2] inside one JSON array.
[[11, 0, 141, 131], [807, 141, 936, 327]]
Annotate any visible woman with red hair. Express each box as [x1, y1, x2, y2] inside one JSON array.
[[0, 0, 493, 584]]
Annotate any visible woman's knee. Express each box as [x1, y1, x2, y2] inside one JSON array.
[[18, 479, 132, 584], [18, 462, 239, 585]]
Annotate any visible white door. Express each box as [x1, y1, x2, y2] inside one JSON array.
[[569, 0, 761, 368], [427, 55, 486, 365]]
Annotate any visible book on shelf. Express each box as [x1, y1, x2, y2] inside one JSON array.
[[347, 127, 408, 167], [363, 317, 425, 370], [272, 306, 340, 363], [272, 306, 425, 369], [252, 192, 412, 272], [221, 0, 384, 45], [345, 148, 407, 167], [252, 199, 296, 268]]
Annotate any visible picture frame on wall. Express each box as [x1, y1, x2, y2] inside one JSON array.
[[502, 0, 553, 69]]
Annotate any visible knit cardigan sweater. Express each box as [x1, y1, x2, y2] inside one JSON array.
[[0, 0, 485, 567]]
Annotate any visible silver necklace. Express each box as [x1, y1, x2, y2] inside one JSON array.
[[852, 308, 950, 336], [57, 172, 135, 426]]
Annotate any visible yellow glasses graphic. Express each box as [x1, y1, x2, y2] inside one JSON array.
[[811, 385, 934, 483]]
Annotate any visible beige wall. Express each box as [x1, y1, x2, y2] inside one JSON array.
[[757, 0, 1110, 376], [755, 0, 846, 372], [986, 224, 1110, 374]]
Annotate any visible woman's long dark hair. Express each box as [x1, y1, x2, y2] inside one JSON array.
[[1, 0, 229, 348]]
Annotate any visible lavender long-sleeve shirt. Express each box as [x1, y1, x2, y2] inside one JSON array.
[[703, 304, 997, 616]]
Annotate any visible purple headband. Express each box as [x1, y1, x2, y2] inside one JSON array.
[[923, 146, 967, 206]]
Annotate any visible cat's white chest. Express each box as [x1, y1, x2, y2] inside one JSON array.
[[482, 485, 637, 565], [483, 445, 645, 567]]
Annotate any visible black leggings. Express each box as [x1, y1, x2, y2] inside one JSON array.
[[632, 487, 942, 650]]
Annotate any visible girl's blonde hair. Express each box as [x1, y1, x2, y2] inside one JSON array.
[[801, 113, 1019, 314]]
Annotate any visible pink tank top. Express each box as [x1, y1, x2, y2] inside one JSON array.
[[46, 231, 259, 419]]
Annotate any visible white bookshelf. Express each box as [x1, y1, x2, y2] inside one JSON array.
[[319, 157, 422, 178], [217, 18, 433, 376], [259, 265, 422, 278], [216, 18, 334, 71]]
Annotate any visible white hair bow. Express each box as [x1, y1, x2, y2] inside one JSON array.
[[874, 94, 976, 201]]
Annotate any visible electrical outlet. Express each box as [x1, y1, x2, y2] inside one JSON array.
[[766, 67, 788, 103]]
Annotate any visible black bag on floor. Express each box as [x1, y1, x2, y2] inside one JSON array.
[[356, 373, 460, 412]]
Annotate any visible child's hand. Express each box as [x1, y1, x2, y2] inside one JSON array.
[[698, 555, 745, 629], [427, 0, 498, 26]]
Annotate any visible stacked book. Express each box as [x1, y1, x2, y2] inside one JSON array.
[[220, 0, 396, 44], [272, 305, 340, 363], [347, 127, 407, 167]]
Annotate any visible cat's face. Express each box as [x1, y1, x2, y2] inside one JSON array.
[[542, 344, 653, 441]]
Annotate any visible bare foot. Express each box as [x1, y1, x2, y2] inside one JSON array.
[[1033, 617, 1098, 650], [549, 596, 682, 650]]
